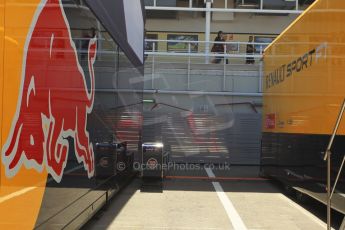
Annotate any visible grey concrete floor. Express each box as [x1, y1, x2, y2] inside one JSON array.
[[83, 166, 334, 230]]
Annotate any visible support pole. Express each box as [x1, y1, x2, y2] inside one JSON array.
[[223, 46, 226, 91], [205, 0, 213, 64], [188, 43, 191, 90], [151, 43, 156, 89]]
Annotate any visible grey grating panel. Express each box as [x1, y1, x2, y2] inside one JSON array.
[[143, 112, 262, 165]]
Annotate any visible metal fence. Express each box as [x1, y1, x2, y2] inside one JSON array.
[[144, 39, 265, 93]]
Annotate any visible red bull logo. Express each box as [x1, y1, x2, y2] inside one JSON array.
[[2, 0, 97, 182]]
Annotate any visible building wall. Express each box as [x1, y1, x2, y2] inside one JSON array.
[[146, 12, 298, 35]]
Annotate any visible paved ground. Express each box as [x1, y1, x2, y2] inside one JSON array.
[[83, 166, 339, 230]]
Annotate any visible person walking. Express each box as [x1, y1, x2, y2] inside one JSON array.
[[246, 36, 255, 64], [211, 31, 228, 64]]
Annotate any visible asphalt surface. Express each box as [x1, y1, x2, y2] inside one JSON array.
[[83, 166, 343, 230]]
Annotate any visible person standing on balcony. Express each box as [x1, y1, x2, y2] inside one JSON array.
[[211, 31, 228, 64], [246, 36, 255, 64]]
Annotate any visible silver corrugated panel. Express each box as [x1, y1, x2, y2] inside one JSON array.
[[143, 112, 262, 165]]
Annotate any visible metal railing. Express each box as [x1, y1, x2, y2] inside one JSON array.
[[144, 39, 266, 93], [323, 99, 345, 230], [145, 39, 268, 66], [145, 0, 305, 14], [145, 39, 269, 54]]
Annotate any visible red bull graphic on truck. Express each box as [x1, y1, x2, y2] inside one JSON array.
[[2, 0, 97, 182]]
